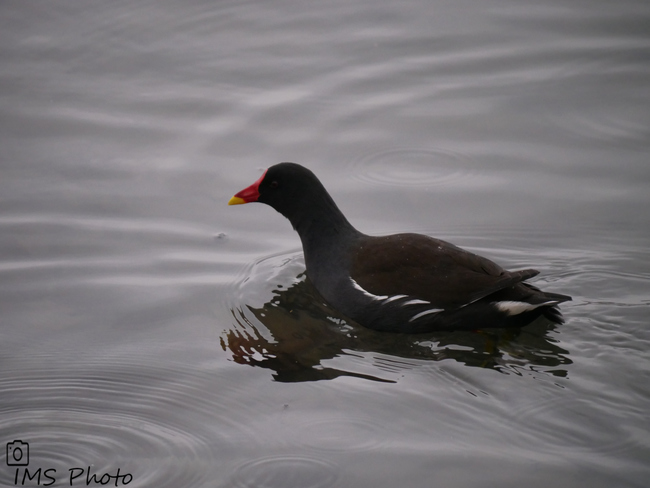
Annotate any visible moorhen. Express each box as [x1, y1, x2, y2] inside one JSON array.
[[229, 163, 571, 333]]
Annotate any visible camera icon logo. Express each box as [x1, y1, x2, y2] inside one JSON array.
[[6, 440, 29, 466]]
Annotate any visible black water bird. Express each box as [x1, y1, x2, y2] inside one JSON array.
[[229, 163, 571, 333]]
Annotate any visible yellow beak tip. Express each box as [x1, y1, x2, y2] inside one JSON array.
[[228, 196, 247, 206]]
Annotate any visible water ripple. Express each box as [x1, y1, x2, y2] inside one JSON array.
[[289, 415, 387, 453], [0, 361, 262, 488], [511, 396, 642, 456], [540, 98, 649, 150], [348, 147, 502, 189], [0, 410, 213, 488], [231, 456, 338, 488]]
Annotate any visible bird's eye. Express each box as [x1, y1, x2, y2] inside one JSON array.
[[269, 180, 279, 189]]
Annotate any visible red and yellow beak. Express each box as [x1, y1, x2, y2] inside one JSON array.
[[228, 169, 267, 205]]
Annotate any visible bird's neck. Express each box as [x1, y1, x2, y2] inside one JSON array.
[[284, 194, 360, 274], [294, 202, 357, 246]]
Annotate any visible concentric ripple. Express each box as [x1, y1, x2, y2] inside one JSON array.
[[288, 415, 387, 452], [0, 411, 208, 488], [228, 249, 308, 311], [231, 456, 338, 488], [0, 360, 262, 488], [348, 148, 500, 189]]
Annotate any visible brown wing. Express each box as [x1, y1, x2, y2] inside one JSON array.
[[349, 233, 539, 309]]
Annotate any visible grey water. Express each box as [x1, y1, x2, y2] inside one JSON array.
[[1, 0, 649, 487]]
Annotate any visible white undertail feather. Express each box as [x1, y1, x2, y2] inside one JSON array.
[[494, 300, 557, 316]]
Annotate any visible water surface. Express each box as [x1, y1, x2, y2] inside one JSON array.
[[1, 0, 649, 487]]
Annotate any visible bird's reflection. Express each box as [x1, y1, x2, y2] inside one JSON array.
[[222, 275, 571, 383]]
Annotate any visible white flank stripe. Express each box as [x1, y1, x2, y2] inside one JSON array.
[[350, 278, 388, 301], [409, 308, 444, 322], [402, 299, 431, 306], [494, 300, 557, 316], [383, 294, 408, 303]]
